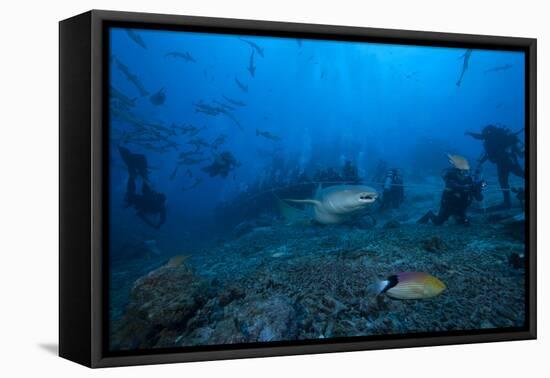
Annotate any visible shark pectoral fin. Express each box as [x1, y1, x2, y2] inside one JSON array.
[[284, 199, 322, 207], [274, 196, 308, 222]]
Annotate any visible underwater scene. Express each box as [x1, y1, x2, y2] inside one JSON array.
[[108, 27, 527, 351]]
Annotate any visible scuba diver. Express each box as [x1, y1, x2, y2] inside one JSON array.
[[418, 155, 486, 226], [119, 145, 149, 181], [202, 151, 241, 178], [341, 160, 360, 183], [465, 125, 524, 209], [511, 187, 525, 211], [119, 146, 166, 229], [371, 159, 388, 185], [380, 168, 405, 210]]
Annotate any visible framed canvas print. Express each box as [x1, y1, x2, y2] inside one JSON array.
[[59, 10, 536, 368]]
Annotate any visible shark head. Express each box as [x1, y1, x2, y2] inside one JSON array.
[[332, 186, 378, 212]]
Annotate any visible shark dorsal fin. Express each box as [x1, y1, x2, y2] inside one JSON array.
[[313, 183, 323, 200]]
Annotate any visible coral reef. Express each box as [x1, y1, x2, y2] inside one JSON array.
[[111, 262, 211, 350], [111, 208, 526, 350]]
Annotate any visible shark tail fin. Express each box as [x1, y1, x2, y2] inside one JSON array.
[[256, 129, 259, 136]]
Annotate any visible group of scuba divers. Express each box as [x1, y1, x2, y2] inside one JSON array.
[[117, 124, 524, 229], [420, 124, 525, 226], [117, 145, 240, 229], [382, 124, 524, 226]]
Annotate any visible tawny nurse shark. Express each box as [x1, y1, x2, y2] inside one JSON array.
[[284, 184, 378, 225]]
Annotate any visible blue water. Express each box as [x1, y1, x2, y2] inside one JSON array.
[[108, 27, 526, 350]]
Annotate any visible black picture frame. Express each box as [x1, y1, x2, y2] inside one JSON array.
[[59, 9, 537, 368]]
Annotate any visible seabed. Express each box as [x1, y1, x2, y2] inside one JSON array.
[[110, 177, 525, 350]]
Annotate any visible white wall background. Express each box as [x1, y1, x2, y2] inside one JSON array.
[[0, 0, 547, 376]]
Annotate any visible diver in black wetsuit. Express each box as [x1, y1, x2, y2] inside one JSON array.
[[119, 146, 166, 229], [202, 151, 241, 178], [119, 145, 149, 182], [511, 187, 525, 211], [380, 168, 405, 210], [124, 176, 166, 229], [465, 125, 524, 209], [418, 159, 485, 226]]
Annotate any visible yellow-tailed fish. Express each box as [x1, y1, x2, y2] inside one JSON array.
[[377, 272, 446, 300], [447, 154, 470, 170]]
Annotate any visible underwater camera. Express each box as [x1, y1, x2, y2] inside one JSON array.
[[59, 10, 536, 367]]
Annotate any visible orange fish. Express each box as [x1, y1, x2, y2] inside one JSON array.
[[377, 272, 446, 300], [165, 255, 189, 268]]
